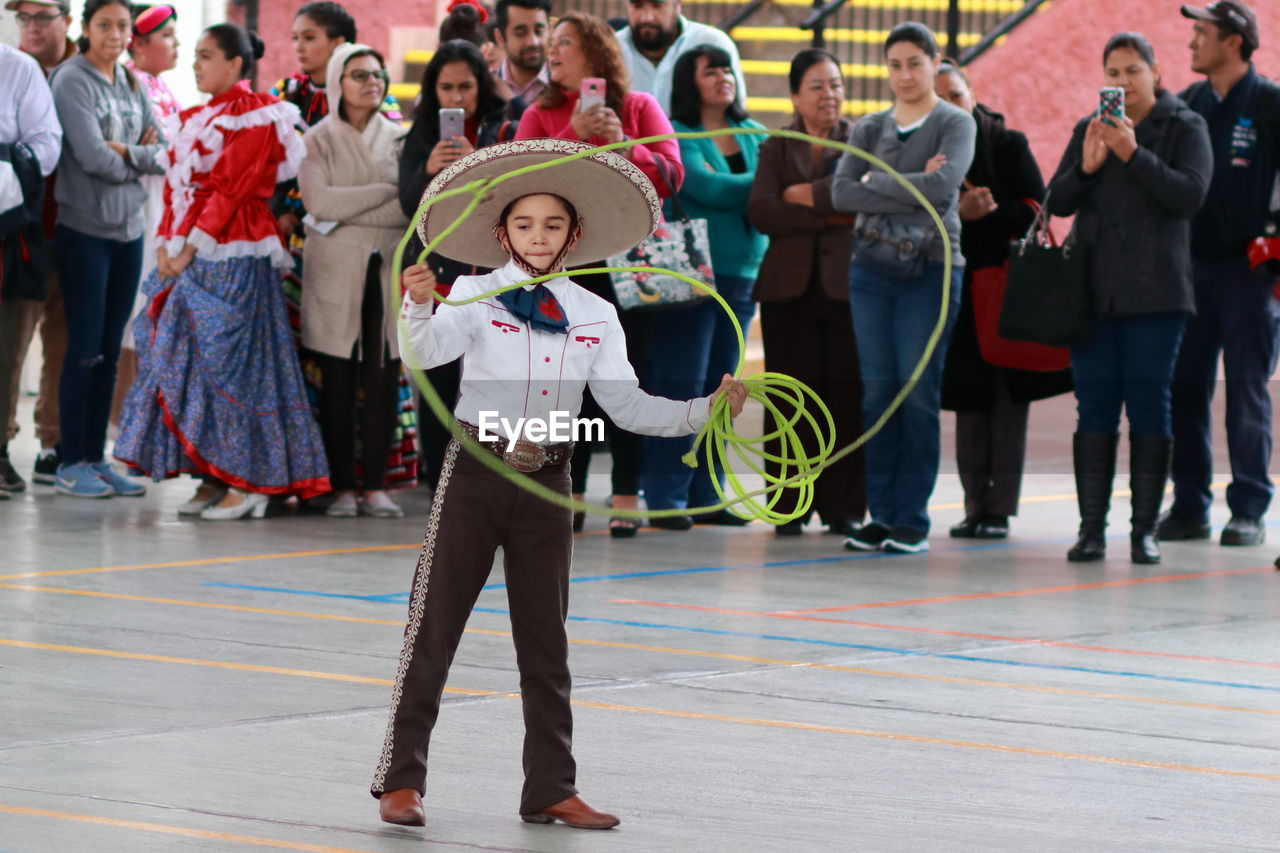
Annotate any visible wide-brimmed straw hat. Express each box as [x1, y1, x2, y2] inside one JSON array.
[[416, 138, 661, 269]]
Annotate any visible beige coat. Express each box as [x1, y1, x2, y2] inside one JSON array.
[[298, 113, 409, 360]]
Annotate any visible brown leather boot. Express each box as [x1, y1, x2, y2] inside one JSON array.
[[521, 794, 620, 829], [378, 788, 425, 826]]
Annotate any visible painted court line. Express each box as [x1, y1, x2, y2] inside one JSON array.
[[0, 639, 511, 698], [472, 608, 1280, 693], [575, 700, 1280, 783], [5, 639, 1277, 785], [611, 599, 1280, 670], [4, 584, 1276, 717], [770, 566, 1277, 615], [0, 804, 374, 852]]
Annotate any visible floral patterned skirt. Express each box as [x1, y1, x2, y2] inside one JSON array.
[[115, 256, 331, 497]]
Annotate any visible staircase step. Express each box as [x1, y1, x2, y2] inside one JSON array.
[[729, 25, 982, 47]]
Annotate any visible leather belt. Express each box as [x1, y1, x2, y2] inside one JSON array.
[[457, 421, 574, 472]]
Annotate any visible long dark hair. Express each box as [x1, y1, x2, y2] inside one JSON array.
[[295, 1, 356, 42], [669, 45, 748, 128], [411, 39, 506, 141], [204, 23, 266, 81], [79, 0, 138, 89]]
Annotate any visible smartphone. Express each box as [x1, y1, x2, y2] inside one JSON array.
[[1099, 87, 1124, 125], [580, 77, 606, 112], [438, 107, 466, 144]]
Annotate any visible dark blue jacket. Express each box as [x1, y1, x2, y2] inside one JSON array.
[[1180, 67, 1280, 260], [0, 142, 48, 303]]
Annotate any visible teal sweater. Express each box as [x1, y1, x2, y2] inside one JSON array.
[[670, 117, 769, 279]]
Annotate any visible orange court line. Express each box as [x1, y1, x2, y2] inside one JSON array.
[[5, 639, 1276, 785], [769, 566, 1276, 614], [5, 585, 1279, 716], [575, 700, 1280, 783], [0, 804, 375, 852], [610, 598, 1280, 670]]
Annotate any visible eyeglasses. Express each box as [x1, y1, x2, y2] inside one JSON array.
[[345, 69, 390, 84], [16, 11, 64, 28]]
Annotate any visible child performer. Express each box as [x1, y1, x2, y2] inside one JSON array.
[[373, 139, 748, 830]]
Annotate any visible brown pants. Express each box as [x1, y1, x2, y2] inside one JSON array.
[[371, 440, 578, 814], [5, 269, 65, 447], [759, 283, 867, 526]]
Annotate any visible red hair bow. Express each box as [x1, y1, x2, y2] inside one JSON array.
[[446, 0, 489, 24]]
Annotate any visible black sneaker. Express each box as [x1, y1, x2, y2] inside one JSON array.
[[691, 509, 752, 526], [649, 514, 694, 531], [883, 527, 929, 554], [844, 521, 890, 551], [32, 447, 59, 485], [1221, 516, 1265, 547], [1156, 511, 1211, 541], [0, 456, 26, 492]]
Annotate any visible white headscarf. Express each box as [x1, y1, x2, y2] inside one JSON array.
[[324, 42, 403, 183]]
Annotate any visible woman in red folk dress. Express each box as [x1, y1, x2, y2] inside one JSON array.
[[115, 24, 331, 519]]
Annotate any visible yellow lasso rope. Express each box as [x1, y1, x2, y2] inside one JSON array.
[[391, 128, 952, 524]]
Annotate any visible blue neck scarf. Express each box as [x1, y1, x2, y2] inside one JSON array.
[[496, 284, 569, 334]]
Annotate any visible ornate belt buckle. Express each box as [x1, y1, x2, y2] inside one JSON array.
[[503, 440, 547, 473]]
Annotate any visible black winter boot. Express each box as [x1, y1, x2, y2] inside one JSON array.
[[1067, 433, 1118, 562], [1129, 434, 1172, 565]]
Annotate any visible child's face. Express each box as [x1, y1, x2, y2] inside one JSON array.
[[503, 194, 574, 271]]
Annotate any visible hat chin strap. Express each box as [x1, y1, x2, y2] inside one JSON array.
[[494, 221, 584, 281]]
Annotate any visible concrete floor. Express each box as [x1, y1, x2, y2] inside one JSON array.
[[2, 394, 1278, 853]]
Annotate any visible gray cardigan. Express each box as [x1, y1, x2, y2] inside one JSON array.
[[831, 100, 976, 265], [1047, 90, 1212, 319], [50, 54, 166, 242]]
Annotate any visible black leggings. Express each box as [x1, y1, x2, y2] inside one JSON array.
[[315, 257, 401, 492]]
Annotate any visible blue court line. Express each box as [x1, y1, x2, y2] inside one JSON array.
[[202, 537, 1029, 601], [198, 580, 1280, 692], [468, 607, 1280, 694]]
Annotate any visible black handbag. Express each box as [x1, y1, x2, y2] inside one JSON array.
[[1000, 194, 1093, 347]]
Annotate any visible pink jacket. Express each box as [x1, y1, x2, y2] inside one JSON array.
[[514, 90, 684, 197]]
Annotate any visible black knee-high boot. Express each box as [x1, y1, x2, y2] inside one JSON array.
[[1129, 434, 1171, 564], [1067, 433, 1118, 562]]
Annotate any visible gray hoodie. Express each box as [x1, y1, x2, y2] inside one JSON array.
[[49, 54, 166, 241]]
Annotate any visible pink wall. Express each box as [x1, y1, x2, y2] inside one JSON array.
[[966, 0, 1280, 181], [228, 0, 442, 91]]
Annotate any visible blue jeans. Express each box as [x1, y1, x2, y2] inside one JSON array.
[[689, 274, 757, 509], [1070, 312, 1188, 437], [1170, 258, 1280, 521], [849, 260, 962, 534], [55, 225, 143, 465], [638, 297, 718, 510]]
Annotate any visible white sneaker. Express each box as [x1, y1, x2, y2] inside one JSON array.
[[326, 492, 359, 517], [359, 491, 404, 518], [200, 488, 269, 520]]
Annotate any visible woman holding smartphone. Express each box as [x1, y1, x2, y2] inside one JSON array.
[[1047, 32, 1211, 564], [514, 11, 682, 537], [399, 39, 509, 492]]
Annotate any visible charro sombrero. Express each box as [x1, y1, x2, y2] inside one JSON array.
[[416, 138, 662, 269]]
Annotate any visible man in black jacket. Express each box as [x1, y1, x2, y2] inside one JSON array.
[[1162, 2, 1280, 548]]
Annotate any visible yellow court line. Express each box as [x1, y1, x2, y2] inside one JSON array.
[[573, 700, 1280, 783], [0, 804, 374, 852], [3, 608, 1277, 718], [7, 637, 1279, 783], [0, 544, 423, 582], [6, 637, 1276, 784], [0, 639, 510, 698]]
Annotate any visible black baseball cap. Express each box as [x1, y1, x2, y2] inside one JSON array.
[[1181, 1, 1260, 51]]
